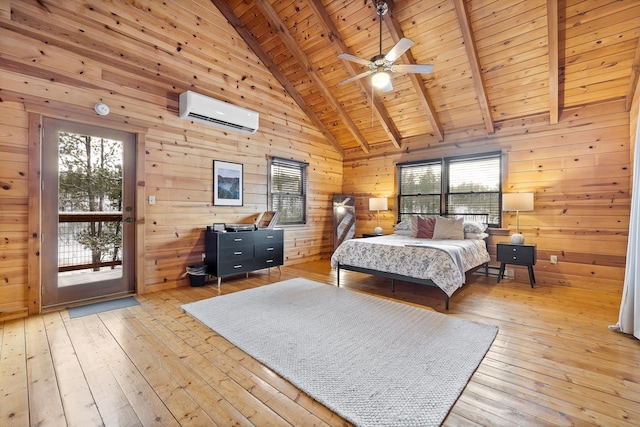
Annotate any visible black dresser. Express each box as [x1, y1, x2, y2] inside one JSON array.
[[205, 228, 284, 287]]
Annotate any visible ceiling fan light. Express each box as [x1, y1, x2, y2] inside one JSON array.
[[372, 71, 390, 89]]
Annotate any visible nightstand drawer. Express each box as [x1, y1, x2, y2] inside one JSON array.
[[497, 243, 536, 265]]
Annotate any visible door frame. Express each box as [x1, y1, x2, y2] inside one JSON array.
[[27, 111, 147, 314]]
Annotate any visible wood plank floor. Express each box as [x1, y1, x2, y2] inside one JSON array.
[[1, 260, 639, 426]]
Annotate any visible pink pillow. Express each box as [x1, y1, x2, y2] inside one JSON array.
[[416, 216, 435, 238]]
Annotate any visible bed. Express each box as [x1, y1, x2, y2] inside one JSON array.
[[330, 217, 491, 309]]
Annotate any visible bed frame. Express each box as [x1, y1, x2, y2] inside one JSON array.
[[336, 263, 488, 310]]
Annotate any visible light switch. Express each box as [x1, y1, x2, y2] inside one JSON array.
[[149, 195, 156, 205]]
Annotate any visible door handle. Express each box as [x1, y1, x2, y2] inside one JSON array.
[[124, 217, 134, 223]]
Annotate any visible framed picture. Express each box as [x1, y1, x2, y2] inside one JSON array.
[[213, 160, 243, 206], [255, 211, 279, 228]]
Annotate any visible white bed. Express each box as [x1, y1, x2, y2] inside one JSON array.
[[330, 234, 490, 309]]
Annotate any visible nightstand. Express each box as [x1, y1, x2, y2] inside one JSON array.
[[497, 243, 536, 287]]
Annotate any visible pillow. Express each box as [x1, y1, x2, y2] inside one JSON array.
[[393, 219, 412, 231], [433, 216, 464, 239], [394, 229, 413, 236], [464, 232, 489, 240], [416, 216, 436, 238], [393, 217, 418, 237], [463, 221, 488, 234]]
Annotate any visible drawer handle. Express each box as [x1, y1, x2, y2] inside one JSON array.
[[233, 238, 243, 242], [233, 264, 243, 269], [233, 251, 243, 255], [266, 247, 274, 251], [512, 256, 517, 260], [512, 248, 517, 252], [266, 235, 274, 239], [265, 259, 274, 263]]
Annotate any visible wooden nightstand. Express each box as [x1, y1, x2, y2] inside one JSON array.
[[497, 243, 536, 287]]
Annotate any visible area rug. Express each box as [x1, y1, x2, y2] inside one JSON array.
[[182, 278, 497, 426], [68, 296, 139, 319]]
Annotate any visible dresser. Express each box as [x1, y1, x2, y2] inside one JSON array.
[[205, 228, 284, 287], [496, 243, 536, 287]]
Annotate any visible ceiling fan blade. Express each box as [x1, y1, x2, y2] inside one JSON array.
[[393, 64, 434, 74], [385, 38, 414, 62], [338, 70, 372, 86], [338, 53, 372, 66], [380, 80, 394, 93]]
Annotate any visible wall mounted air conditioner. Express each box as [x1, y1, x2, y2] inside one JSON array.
[[179, 90, 259, 135]]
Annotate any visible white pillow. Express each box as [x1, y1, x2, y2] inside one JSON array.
[[433, 216, 465, 239], [393, 219, 411, 231], [464, 232, 489, 240], [463, 221, 488, 234]]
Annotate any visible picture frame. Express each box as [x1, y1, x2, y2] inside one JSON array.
[[213, 160, 243, 206], [255, 211, 280, 228]]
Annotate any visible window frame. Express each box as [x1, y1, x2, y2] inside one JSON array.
[[397, 151, 503, 227], [268, 156, 308, 225]]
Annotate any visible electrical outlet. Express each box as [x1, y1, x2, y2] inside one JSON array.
[[202, 253, 206, 261], [149, 195, 156, 205], [550, 255, 558, 264]]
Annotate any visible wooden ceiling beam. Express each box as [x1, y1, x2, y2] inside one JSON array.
[[547, 0, 559, 124], [383, 0, 444, 142], [452, 0, 495, 134], [251, 0, 370, 153], [307, 0, 402, 148], [209, 0, 345, 157]]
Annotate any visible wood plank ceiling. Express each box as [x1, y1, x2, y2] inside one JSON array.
[[212, 0, 640, 156]]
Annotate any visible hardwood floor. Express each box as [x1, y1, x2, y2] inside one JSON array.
[[1, 260, 639, 426]]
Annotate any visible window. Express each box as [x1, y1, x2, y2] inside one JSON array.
[[269, 157, 308, 224], [398, 152, 502, 226]]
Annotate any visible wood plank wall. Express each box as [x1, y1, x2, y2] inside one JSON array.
[[342, 100, 633, 288], [0, 0, 637, 317], [0, 0, 342, 317]]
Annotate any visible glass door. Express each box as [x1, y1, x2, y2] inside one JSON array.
[[41, 118, 136, 308]]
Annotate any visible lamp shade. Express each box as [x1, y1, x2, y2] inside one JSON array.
[[502, 193, 534, 212], [369, 197, 388, 211]]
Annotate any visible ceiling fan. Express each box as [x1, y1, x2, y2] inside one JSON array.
[[337, 1, 433, 93]]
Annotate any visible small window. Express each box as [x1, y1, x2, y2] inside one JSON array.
[[269, 157, 308, 225], [398, 152, 502, 226]]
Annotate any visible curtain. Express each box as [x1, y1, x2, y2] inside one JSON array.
[[610, 112, 640, 339]]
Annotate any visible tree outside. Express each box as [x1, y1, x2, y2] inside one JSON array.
[[57, 132, 123, 271]]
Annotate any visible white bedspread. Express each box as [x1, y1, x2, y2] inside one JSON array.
[[330, 235, 491, 297]]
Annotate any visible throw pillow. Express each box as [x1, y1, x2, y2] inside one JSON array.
[[416, 216, 436, 238], [433, 216, 465, 239]]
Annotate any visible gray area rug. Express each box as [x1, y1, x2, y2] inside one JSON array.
[[68, 296, 139, 319], [182, 278, 497, 426]]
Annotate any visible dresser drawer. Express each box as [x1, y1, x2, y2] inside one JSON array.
[[217, 259, 255, 276], [217, 232, 255, 248], [218, 243, 254, 262], [497, 243, 536, 265]]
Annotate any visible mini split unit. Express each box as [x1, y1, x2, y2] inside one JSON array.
[[179, 90, 259, 135]]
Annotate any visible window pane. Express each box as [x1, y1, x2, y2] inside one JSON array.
[[449, 157, 500, 192], [400, 163, 441, 195], [270, 158, 307, 224], [448, 193, 500, 225], [399, 195, 440, 221]]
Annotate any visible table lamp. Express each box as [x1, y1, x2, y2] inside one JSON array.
[[502, 192, 534, 244], [369, 197, 388, 235]]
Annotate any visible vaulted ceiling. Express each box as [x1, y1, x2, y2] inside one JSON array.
[[212, 0, 640, 157]]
